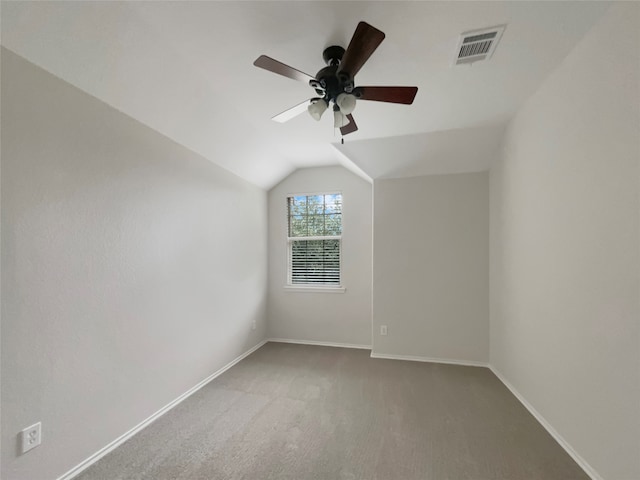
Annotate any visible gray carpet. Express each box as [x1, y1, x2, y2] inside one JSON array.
[[76, 343, 588, 480]]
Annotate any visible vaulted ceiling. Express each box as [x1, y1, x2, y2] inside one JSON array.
[[1, 1, 609, 189]]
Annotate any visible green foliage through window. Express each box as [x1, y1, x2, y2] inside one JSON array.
[[288, 194, 342, 237]]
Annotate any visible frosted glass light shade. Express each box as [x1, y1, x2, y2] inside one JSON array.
[[336, 93, 357, 115], [307, 100, 328, 121], [333, 110, 350, 128]]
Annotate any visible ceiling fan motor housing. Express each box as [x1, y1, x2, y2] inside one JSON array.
[[310, 46, 355, 104]]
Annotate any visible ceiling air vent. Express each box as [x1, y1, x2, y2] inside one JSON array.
[[454, 25, 506, 65]]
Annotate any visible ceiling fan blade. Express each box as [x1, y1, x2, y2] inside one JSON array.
[[354, 86, 418, 104], [338, 22, 385, 79], [340, 114, 358, 135], [253, 55, 316, 83], [271, 99, 311, 123]]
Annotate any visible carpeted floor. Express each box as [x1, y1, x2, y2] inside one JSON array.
[[76, 342, 588, 480]]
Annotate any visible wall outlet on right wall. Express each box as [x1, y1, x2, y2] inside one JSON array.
[[20, 422, 41, 454], [380, 325, 387, 336]]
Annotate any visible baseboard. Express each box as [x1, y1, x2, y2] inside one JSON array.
[[268, 338, 372, 350], [54, 340, 601, 480], [56, 339, 268, 480], [370, 351, 488, 368], [488, 366, 603, 480]]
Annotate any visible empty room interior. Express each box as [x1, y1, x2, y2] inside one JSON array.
[[1, 1, 639, 480]]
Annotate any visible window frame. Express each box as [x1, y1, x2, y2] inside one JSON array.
[[285, 191, 345, 293]]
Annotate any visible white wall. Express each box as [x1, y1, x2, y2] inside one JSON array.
[[490, 4, 640, 479], [373, 172, 489, 363], [267, 166, 372, 347], [1, 49, 268, 480]]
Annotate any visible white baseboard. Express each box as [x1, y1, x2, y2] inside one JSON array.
[[56, 339, 268, 480], [268, 338, 372, 350], [54, 339, 601, 480], [370, 352, 488, 368], [488, 366, 603, 480]]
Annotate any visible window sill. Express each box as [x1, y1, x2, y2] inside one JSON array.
[[284, 285, 346, 294]]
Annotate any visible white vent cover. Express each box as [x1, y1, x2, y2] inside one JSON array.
[[454, 25, 506, 65]]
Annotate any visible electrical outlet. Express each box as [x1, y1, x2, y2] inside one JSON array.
[[380, 325, 387, 336], [251, 320, 256, 331], [21, 422, 41, 454]]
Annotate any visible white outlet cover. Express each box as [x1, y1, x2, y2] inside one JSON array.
[[21, 422, 42, 454], [380, 325, 388, 336]]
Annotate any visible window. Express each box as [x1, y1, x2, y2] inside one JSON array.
[[287, 193, 342, 287]]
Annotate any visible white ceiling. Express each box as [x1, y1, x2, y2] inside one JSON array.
[[1, 1, 609, 189]]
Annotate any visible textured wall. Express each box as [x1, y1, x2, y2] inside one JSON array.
[[373, 172, 489, 363], [490, 4, 640, 478], [1, 49, 268, 480], [267, 166, 373, 347]]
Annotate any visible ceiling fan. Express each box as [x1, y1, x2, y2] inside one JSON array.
[[253, 21, 418, 136]]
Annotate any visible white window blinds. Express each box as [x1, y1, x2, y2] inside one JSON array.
[[287, 193, 342, 286]]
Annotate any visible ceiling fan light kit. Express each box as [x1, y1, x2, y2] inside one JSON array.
[[308, 98, 328, 121], [253, 21, 418, 136], [333, 106, 350, 128], [336, 93, 357, 115]]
